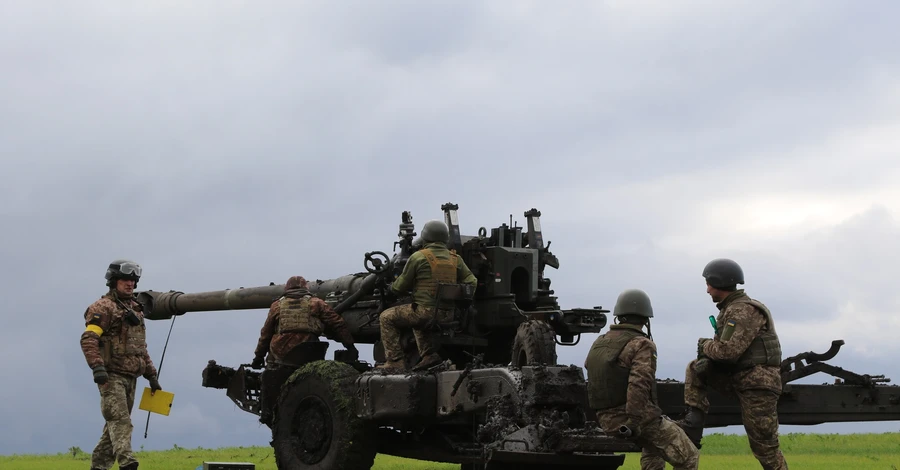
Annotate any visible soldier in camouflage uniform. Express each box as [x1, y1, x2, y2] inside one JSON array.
[[585, 289, 699, 470], [677, 258, 788, 470], [252, 275, 357, 425], [80, 260, 161, 470], [377, 220, 478, 372]]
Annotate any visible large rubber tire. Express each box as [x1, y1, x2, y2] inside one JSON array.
[[272, 360, 376, 470], [510, 320, 557, 367]]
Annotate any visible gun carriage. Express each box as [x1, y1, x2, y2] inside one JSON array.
[[137, 203, 900, 470]]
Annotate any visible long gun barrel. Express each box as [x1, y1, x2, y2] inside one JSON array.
[[138, 272, 379, 321]]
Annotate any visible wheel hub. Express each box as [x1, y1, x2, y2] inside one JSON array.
[[291, 395, 333, 464]]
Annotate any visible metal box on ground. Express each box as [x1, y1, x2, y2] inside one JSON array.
[[202, 463, 255, 470]]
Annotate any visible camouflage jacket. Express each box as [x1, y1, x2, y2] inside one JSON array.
[[254, 290, 353, 360], [702, 289, 782, 392], [390, 242, 478, 309], [593, 324, 662, 431], [80, 291, 158, 379]]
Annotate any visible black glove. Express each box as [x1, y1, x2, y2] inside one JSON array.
[[251, 356, 265, 369], [92, 365, 108, 385], [621, 420, 641, 439], [697, 338, 712, 358], [148, 376, 161, 393], [694, 357, 710, 376]]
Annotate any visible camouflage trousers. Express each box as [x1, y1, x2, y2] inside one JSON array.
[[91, 372, 138, 469], [379, 303, 451, 363], [685, 359, 788, 470], [597, 412, 699, 470]]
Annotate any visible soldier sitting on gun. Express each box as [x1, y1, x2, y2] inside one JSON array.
[[252, 275, 358, 426], [377, 219, 478, 372]]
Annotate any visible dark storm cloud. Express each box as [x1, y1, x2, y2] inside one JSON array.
[[1, 1, 899, 455]]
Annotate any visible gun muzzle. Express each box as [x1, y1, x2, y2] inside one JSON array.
[[618, 425, 633, 438]]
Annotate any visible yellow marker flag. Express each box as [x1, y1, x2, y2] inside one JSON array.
[[138, 387, 174, 416]]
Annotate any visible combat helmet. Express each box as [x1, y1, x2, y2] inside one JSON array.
[[613, 288, 654, 318], [421, 219, 450, 244], [105, 259, 142, 287], [702, 258, 744, 289], [285, 275, 308, 291]]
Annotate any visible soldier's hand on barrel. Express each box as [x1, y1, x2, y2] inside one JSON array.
[[251, 356, 265, 369]]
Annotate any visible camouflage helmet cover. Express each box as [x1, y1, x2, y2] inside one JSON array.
[[285, 275, 308, 290], [613, 288, 654, 318]]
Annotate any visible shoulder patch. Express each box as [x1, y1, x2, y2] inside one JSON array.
[[88, 312, 103, 326], [720, 319, 738, 341]]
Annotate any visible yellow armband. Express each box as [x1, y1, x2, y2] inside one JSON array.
[[85, 324, 104, 336]]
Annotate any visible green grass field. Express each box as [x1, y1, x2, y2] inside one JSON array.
[[3, 433, 899, 469]]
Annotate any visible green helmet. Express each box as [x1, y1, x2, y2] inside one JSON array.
[[421, 219, 450, 244], [613, 288, 654, 318], [702, 258, 744, 288], [105, 259, 142, 287]]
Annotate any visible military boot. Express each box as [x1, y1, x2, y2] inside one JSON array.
[[375, 360, 407, 372], [120, 462, 139, 470], [412, 353, 443, 371], [674, 407, 706, 448]]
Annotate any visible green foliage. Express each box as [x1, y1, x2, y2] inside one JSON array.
[[1, 433, 899, 469]]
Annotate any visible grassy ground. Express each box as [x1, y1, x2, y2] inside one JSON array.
[[2, 433, 899, 469]]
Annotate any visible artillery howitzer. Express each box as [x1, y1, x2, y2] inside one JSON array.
[[136, 204, 900, 470]]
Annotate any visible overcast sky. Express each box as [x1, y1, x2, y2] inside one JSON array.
[[2, 0, 899, 457]]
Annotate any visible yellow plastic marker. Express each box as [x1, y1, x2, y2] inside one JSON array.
[[138, 387, 174, 416]]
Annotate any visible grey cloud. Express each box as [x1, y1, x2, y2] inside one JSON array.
[[2, 0, 900, 456]]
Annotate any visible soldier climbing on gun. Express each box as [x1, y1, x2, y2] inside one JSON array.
[[252, 275, 358, 426]]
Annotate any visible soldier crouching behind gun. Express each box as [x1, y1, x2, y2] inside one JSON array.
[[676, 258, 788, 470], [252, 275, 358, 427], [585, 289, 699, 470]]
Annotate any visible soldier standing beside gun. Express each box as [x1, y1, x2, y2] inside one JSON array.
[[677, 258, 788, 469], [585, 288, 699, 470], [80, 260, 161, 470], [252, 275, 358, 426], [377, 220, 478, 372]]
